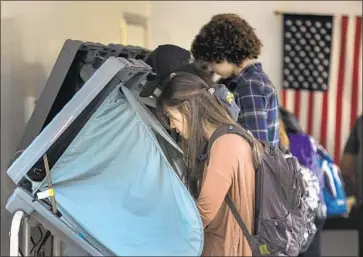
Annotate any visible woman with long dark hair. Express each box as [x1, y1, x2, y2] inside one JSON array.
[[156, 72, 262, 256]]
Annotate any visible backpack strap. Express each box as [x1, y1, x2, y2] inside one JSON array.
[[205, 124, 262, 255], [199, 124, 254, 165], [206, 124, 253, 161], [225, 194, 260, 255]]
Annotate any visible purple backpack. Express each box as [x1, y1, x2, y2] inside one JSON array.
[[288, 133, 326, 208]]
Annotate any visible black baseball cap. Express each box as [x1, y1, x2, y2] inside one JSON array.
[[140, 44, 191, 97]]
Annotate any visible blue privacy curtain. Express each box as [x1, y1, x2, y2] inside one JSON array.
[[40, 86, 203, 256]]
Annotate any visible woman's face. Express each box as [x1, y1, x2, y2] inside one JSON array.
[[165, 107, 188, 139]]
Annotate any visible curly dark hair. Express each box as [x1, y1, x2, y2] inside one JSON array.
[[191, 13, 263, 65]]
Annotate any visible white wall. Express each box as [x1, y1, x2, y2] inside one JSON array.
[[150, 1, 361, 93], [1, 1, 150, 255]]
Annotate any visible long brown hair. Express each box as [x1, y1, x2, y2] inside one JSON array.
[[157, 72, 261, 198]]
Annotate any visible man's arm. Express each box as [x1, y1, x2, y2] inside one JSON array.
[[236, 81, 269, 141]]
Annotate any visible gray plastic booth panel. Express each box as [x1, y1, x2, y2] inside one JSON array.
[[6, 56, 152, 256], [17, 40, 84, 152], [7, 57, 151, 186]]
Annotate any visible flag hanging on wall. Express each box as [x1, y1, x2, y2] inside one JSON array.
[[281, 13, 362, 163]]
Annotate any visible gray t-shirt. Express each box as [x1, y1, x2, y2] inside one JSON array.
[[344, 115, 362, 205]]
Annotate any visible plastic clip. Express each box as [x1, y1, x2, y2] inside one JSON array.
[[36, 188, 55, 200]]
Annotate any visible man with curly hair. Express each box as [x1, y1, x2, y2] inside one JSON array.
[[191, 13, 280, 146]]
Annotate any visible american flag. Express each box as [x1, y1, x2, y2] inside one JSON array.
[[281, 13, 362, 163]]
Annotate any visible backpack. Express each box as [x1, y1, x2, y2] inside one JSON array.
[[205, 124, 319, 256], [314, 142, 348, 217], [288, 133, 327, 219]]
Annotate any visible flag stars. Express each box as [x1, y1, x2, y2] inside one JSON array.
[[315, 21, 322, 28], [315, 34, 321, 40], [283, 16, 333, 92], [313, 58, 320, 65]]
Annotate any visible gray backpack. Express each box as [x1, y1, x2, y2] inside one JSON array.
[[205, 124, 319, 256]]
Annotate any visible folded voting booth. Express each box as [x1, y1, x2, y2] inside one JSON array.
[[6, 40, 203, 256]]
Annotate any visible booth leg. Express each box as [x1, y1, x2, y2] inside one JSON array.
[[10, 211, 26, 256], [52, 235, 61, 256], [22, 216, 31, 256]]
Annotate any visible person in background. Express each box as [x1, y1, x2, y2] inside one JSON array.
[[340, 115, 362, 256], [140, 44, 192, 98], [278, 119, 290, 154], [140, 44, 240, 121], [191, 13, 280, 146], [340, 115, 362, 207], [157, 72, 262, 256]]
